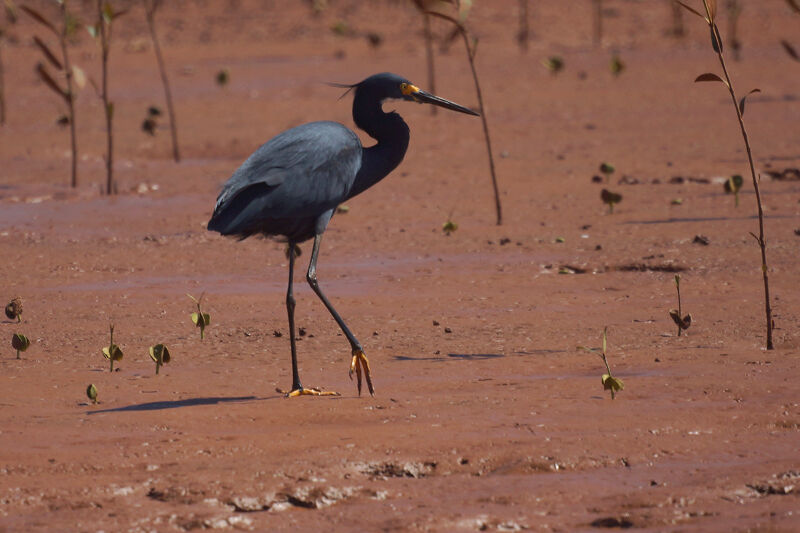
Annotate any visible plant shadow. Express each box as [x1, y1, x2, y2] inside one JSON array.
[[88, 395, 257, 414]]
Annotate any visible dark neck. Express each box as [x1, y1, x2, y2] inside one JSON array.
[[348, 96, 410, 199]]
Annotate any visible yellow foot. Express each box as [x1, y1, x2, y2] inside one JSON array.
[[275, 387, 341, 398], [349, 348, 375, 397]]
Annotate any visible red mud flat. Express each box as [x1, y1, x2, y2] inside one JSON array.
[[1, 1, 799, 531]]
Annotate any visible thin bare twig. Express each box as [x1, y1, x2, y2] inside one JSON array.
[[144, 0, 180, 161]]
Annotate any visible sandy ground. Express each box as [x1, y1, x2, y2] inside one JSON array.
[[1, 1, 800, 531]]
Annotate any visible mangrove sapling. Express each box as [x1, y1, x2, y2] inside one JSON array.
[[678, 0, 774, 349], [188, 293, 210, 340], [88, 1, 127, 195], [579, 327, 624, 400], [11, 332, 30, 359], [724, 174, 743, 206], [442, 218, 458, 235], [148, 343, 170, 375], [5, 296, 22, 322], [143, 0, 180, 162], [411, 1, 437, 115], [102, 323, 123, 372], [86, 383, 98, 404], [601, 188, 622, 214], [0, 0, 18, 125], [426, 2, 504, 225], [21, 1, 81, 187], [669, 274, 692, 336]]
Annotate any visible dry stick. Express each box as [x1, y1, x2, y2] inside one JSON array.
[[700, 3, 774, 349], [422, 12, 436, 116], [427, 11, 503, 225], [144, 0, 180, 161], [59, 2, 78, 188], [97, 0, 113, 194]]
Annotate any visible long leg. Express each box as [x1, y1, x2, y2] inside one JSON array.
[[306, 233, 374, 396], [278, 241, 339, 398]]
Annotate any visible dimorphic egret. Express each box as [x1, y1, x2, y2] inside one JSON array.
[[207, 72, 478, 397]]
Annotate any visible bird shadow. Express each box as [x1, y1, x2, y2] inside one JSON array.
[[87, 395, 258, 414]]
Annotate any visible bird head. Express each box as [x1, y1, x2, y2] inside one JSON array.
[[332, 72, 479, 116]]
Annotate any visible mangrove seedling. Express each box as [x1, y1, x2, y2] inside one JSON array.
[[216, 69, 229, 87], [599, 162, 615, 182], [21, 1, 81, 187], [426, 1, 504, 226], [579, 327, 624, 400], [724, 174, 743, 206], [610, 54, 625, 76], [88, 1, 128, 195], [11, 332, 30, 359], [5, 296, 22, 322], [102, 323, 123, 372], [679, 0, 774, 349], [148, 343, 171, 375], [143, 0, 180, 162], [542, 55, 564, 74], [86, 383, 98, 404], [601, 188, 622, 214], [188, 293, 210, 340], [442, 218, 458, 235], [669, 274, 692, 336]]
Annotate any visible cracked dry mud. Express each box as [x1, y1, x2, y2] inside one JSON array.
[[1, 2, 800, 531]]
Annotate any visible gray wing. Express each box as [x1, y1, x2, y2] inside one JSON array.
[[208, 121, 362, 238]]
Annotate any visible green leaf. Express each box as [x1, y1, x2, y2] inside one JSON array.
[[12, 333, 30, 351], [710, 23, 723, 53], [724, 174, 743, 193], [87, 24, 98, 38], [694, 72, 724, 83], [600, 162, 615, 174], [191, 312, 199, 325], [738, 88, 761, 117], [442, 220, 458, 234], [602, 374, 624, 393], [102, 1, 113, 24], [669, 309, 692, 330], [102, 344, 123, 361], [149, 344, 171, 364], [201, 313, 210, 326], [86, 383, 98, 403]]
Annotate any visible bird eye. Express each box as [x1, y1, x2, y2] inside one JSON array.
[[400, 83, 408, 91]]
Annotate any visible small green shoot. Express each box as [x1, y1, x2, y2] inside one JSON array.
[[671, 198, 683, 205], [542, 56, 564, 74], [102, 323, 123, 372], [599, 162, 615, 181], [215, 69, 229, 87], [149, 343, 171, 375], [601, 188, 622, 214], [336, 204, 350, 214], [610, 54, 625, 76], [5, 296, 22, 322], [579, 327, 624, 399], [86, 383, 98, 404], [443, 212, 458, 235], [188, 293, 210, 340], [669, 274, 692, 336], [11, 332, 30, 359], [724, 174, 743, 206]]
